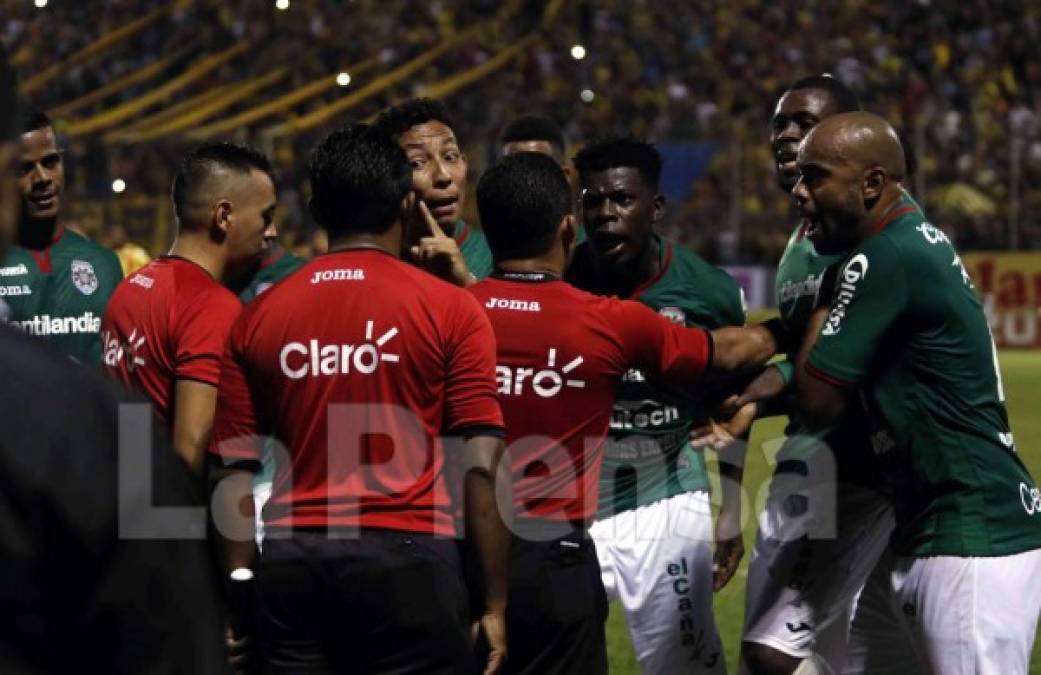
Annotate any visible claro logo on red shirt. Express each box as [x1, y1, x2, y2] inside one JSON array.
[[497, 347, 585, 398], [280, 320, 400, 379]]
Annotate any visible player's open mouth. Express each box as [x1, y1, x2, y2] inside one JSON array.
[[29, 193, 56, 209], [776, 149, 798, 173], [591, 231, 627, 256], [803, 216, 820, 239], [425, 196, 458, 219]]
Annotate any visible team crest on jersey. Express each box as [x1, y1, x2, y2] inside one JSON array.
[[70, 260, 98, 296], [659, 306, 686, 325]]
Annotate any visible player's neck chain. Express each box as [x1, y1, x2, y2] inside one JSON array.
[[492, 270, 558, 283]]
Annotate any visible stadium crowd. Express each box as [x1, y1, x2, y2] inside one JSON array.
[[2, 0, 1040, 262], [4, 5, 1041, 675]]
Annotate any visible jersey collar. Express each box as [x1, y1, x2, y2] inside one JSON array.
[[630, 234, 672, 298], [490, 270, 558, 283], [27, 223, 66, 273], [258, 246, 285, 270], [868, 190, 920, 235], [452, 220, 470, 246]]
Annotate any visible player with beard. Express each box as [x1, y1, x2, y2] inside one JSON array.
[[101, 143, 276, 478], [565, 137, 745, 674], [793, 111, 1041, 675], [470, 152, 781, 674], [2, 109, 122, 362], [374, 98, 491, 283], [711, 76, 900, 675]]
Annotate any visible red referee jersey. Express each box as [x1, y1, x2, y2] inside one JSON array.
[[101, 256, 242, 425], [469, 273, 713, 524], [209, 250, 504, 537]]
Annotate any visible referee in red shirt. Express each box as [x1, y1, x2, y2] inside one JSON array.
[[101, 143, 277, 475], [469, 153, 779, 674], [209, 125, 509, 674]]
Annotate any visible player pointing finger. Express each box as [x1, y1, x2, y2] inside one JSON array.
[[411, 199, 476, 286]]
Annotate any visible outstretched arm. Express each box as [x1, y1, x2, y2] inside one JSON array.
[[709, 321, 781, 371]]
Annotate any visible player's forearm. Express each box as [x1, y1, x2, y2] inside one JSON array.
[[794, 307, 847, 428], [173, 433, 210, 478], [462, 436, 511, 614], [715, 440, 745, 539], [209, 466, 258, 575], [709, 324, 778, 371]]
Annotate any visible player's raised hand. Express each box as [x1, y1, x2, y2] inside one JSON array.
[[479, 609, 507, 675], [410, 200, 475, 287]]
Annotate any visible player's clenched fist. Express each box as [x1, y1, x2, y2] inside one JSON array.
[[410, 200, 475, 286]]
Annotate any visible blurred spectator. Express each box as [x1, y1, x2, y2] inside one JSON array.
[[4, 0, 1040, 262], [102, 223, 152, 276]]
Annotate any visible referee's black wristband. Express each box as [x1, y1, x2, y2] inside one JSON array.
[[761, 317, 794, 354]]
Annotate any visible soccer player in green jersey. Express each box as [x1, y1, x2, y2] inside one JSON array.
[[2, 109, 122, 363], [566, 137, 745, 674], [374, 98, 491, 283], [793, 112, 1041, 674], [232, 243, 305, 303], [725, 76, 899, 675]]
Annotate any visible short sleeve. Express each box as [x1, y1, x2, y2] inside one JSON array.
[[807, 235, 909, 386], [720, 275, 747, 327], [174, 289, 241, 386], [611, 298, 712, 383], [208, 319, 260, 464], [443, 292, 504, 433]]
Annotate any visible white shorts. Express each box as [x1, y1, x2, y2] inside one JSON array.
[[589, 491, 724, 674], [844, 547, 1041, 675], [742, 476, 894, 669]]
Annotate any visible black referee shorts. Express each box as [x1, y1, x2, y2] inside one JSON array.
[[256, 529, 474, 674], [492, 523, 608, 675]]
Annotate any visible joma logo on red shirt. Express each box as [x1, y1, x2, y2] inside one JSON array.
[[280, 321, 399, 379]]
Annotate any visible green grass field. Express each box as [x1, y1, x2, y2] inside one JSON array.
[[605, 350, 1041, 674]]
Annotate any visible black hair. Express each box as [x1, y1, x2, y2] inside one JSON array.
[[573, 136, 662, 190], [0, 47, 18, 142], [308, 124, 412, 237], [372, 98, 455, 139], [171, 142, 273, 225], [500, 115, 566, 156], [787, 74, 861, 113], [477, 152, 571, 263], [20, 107, 51, 135]]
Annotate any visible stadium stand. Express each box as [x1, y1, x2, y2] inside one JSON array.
[[2, 0, 1039, 262]]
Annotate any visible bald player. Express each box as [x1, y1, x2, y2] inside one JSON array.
[[726, 76, 897, 675], [792, 112, 1041, 674]]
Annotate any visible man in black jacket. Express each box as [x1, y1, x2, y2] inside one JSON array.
[[0, 49, 226, 674]]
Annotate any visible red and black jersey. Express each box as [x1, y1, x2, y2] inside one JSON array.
[[101, 256, 241, 426], [468, 273, 712, 524], [210, 250, 503, 537]]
